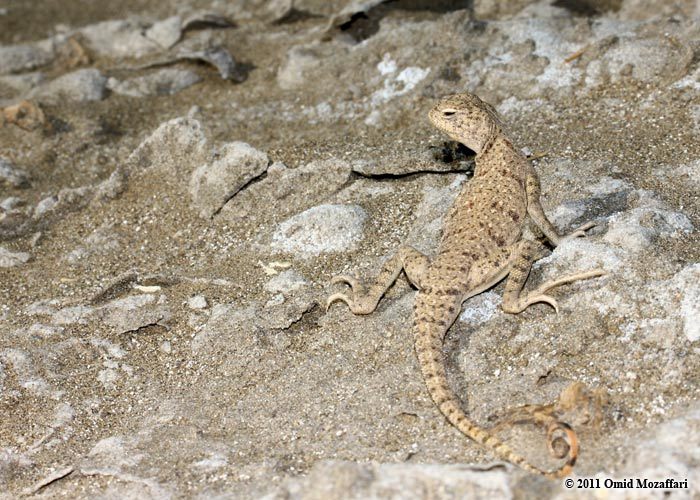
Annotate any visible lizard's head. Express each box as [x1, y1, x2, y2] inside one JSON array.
[[428, 93, 502, 154]]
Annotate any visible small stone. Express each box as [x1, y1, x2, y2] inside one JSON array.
[[0, 246, 31, 267], [1, 100, 45, 130], [1, 197, 26, 212], [0, 158, 30, 188], [220, 159, 352, 223], [80, 20, 160, 58], [189, 142, 269, 218], [173, 47, 244, 82], [603, 205, 693, 252], [187, 295, 208, 310], [0, 43, 53, 75], [107, 69, 201, 97], [127, 117, 208, 177], [277, 45, 321, 90], [145, 16, 183, 49], [271, 204, 367, 257], [0, 72, 44, 96], [30, 69, 107, 103], [95, 294, 171, 334], [264, 270, 309, 294]]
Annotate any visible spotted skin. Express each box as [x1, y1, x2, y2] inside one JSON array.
[[328, 92, 605, 478]]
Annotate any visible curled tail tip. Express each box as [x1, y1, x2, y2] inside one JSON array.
[[544, 421, 579, 479]]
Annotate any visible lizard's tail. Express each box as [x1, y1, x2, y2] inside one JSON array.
[[414, 320, 578, 479]]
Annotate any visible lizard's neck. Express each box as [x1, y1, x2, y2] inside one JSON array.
[[473, 134, 519, 175]]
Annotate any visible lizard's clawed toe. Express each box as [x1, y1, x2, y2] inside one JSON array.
[[331, 274, 359, 288], [566, 221, 597, 240], [527, 294, 559, 313], [327, 293, 352, 311]]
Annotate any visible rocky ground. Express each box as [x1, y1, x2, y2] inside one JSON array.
[[1, 0, 699, 498]]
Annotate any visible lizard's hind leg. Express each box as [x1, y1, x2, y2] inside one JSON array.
[[328, 246, 429, 315], [502, 240, 605, 314]]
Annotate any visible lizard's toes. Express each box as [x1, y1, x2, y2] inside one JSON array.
[[331, 275, 360, 289], [567, 221, 597, 239], [326, 293, 352, 311], [526, 294, 559, 313]]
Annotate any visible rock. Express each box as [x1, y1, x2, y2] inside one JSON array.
[[172, 46, 245, 82], [611, 402, 700, 496], [602, 196, 693, 252], [187, 295, 208, 310], [93, 167, 128, 201], [63, 224, 121, 266], [0, 72, 44, 97], [370, 65, 431, 107], [189, 141, 269, 218], [473, 0, 533, 19], [0, 43, 53, 75], [32, 186, 93, 220], [0, 158, 30, 188], [29, 69, 108, 103], [459, 291, 501, 326], [127, 117, 208, 178], [0, 100, 45, 130], [220, 159, 352, 222], [144, 12, 235, 50], [191, 303, 263, 356], [107, 69, 202, 97], [587, 36, 694, 86], [0, 197, 25, 211], [145, 15, 183, 49], [264, 270, 308, 294], [80, 20, 161, 58], [277, 45, 322, 90], [671, 264, 700, 343], [94, 294, 171, 334], [262, 0, 295, 23], [0, 246, 31, 267], [266, 460, 512, 499], [271, 204, 367, 257]]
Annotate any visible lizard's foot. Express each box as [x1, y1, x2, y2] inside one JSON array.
[[326, 292, 378, 315], [535, 269, 607, 295], [327, 275, 378, 314], [331, 274, 364, 291], [506, 269, 606, 314], [563, 221, 597, 241], [503, 292, 559, 314]]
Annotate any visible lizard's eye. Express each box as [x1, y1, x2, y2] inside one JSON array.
[[442, 109, 457, 117]]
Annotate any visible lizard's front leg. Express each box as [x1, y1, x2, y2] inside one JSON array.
[[525, 174, 596, 246], [502, 240, 605, 314], [327, 246, 429, 315]]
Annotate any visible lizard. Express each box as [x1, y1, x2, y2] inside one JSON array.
[[327, 92, 606, 479]]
